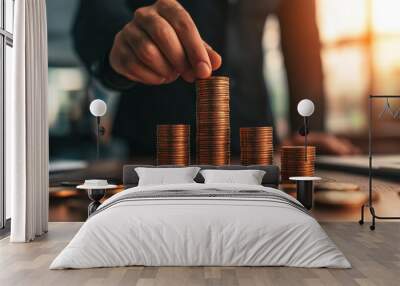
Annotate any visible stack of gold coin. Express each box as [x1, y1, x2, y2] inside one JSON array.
[[240, 127, 273, 165], [280, 146, 316, 184], [157, 124, 190, 166], [196, 76, 230, 166]]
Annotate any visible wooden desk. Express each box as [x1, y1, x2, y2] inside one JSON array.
[[311, 169, 400, 222], [49, 162, 400, 222]]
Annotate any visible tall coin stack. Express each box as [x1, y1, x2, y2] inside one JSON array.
[[196, 76, 230, 165], [240, 127, 273, 165], [280, 146, 316, 184], [157, 124, 190, 166]]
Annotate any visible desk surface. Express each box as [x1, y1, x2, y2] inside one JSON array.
[[49, 160, 400, 222], [311, 169, 400, 221]]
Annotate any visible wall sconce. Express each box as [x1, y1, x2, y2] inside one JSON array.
[[89, 99, 107, 161], [297, 99, 315, 161]]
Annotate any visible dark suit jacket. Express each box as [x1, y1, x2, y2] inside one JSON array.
[[73, 0, 324, 155]]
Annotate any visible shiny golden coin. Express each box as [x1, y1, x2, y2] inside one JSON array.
[[196, 77, 229, 83], [157, 147, 190, 150], [243, 156, 274, 160], [281, 160, 315, 163], [196, 137, 230, 140], [242, 155, 273, 158], [197, 129, 230, 132], [240, 136, 273, 139], [281, 161, 316, 164], [281, 169, 315, 172], [281, 166, 315, 169], [196, 108, 230, 113], [157, 142, 190, 145], [281, 157, 316, 161], [281, 169, 315, 173], [281, 162, 315, 166], [281, 153, 316, 156], [197, 114, 230, 116], [240, 128, 272, 131], [281, 145, 315, 149], [241, 157, 273, 160], [197, 149, 230, 153], [197, 95, 230, 98], [197, 156, 230, 159], [241, 154, 273, 158], [197, 96, 230, 99], [196, 76, 231, 165], [241, 146, 273, 149], [156, 124, 190, 166], [157, 137, 190, 140], [197, 141, 230, 144], [241, 149, 273, 153], [197, 130, 230, 133], [197, 79, 229, 84], [197, 104, 230, 108], [157, 130, 189, 132], [197, 145, 230, 149], [197, 80, 230, 85], [197, 98, 229, 101], [281, 151, 316, 154], [197, 117, 230, 121], [240, 132, 272, 135], [241, 134, 272, 138], [197, 111, 229, 114], [281, 150, 315, 152], [196, 86, 230, 90], [197, 146, 230, 149], [157, 127, 190, 130], [197, 88, 230, 91]]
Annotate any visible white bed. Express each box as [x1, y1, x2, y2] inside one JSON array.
[[50, 183, 350, 269]]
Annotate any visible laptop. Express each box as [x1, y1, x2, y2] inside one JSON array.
[[316, 155, 400, 179]]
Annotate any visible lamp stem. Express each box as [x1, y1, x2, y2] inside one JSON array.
[[304, 116, 308, 161], [96, 117, 100, 161]]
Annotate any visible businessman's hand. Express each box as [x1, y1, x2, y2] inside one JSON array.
[[109, 0, 222, 85]]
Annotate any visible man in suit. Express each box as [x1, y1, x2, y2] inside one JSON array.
[[74, 0, 359, 156]]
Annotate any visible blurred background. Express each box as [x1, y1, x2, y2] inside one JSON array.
[[46, 0, 400, 221], [48, 0, 400, 162]]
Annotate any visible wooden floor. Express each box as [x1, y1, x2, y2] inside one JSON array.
[[1, 222, 399, 286]]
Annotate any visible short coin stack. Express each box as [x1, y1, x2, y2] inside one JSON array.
[[240, 127, 273, 165], [281, 146, 316, 184], [196, 76, 230, 165], [156, 124, 190, 166]]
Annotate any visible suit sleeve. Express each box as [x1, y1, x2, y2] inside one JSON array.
[[73, 0, 142, 90], [277, 0, 325, 132]]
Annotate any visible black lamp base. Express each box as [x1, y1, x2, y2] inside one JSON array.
[[87, 189, 106, 216], [296, 181, 314, 210]]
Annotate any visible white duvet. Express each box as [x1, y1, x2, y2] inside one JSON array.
[[50, 183, 350, 269]]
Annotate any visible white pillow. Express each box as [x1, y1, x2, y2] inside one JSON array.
[[135, 167, 201, 186], [200, 169, 266, 185]]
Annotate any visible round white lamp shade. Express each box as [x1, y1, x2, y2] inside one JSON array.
[[297, 99, 315, 117], [90, 99, 107, 117]]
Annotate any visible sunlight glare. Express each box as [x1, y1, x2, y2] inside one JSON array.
[[317, 0, 367, 43], [372, 0, 400, 34]]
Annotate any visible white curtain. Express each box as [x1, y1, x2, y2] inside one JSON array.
[[7, 0, 49, 242]]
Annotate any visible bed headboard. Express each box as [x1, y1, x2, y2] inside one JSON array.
[[123, 165, 280, 188]]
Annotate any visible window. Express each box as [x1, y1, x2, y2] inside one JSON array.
[[318, 0, 400, 135], [264, 0, 400, 139], [1, 0, 14, 229]]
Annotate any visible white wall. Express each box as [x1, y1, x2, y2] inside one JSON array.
[[5, 44, 12, 219]]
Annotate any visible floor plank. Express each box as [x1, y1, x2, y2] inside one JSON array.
[[0, 222, 399, 286]]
